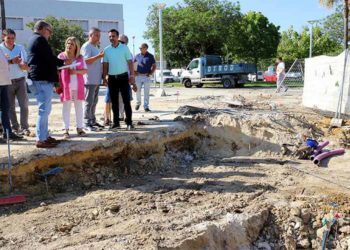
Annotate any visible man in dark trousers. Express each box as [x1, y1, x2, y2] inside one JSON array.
[[27, 21, 71, 148], [102, 29, 137, 131], [0, 49, 23, 143]]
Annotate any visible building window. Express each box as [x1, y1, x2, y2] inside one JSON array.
[[6, 17, 23, 30], [98, 21, 118, 32], [69, 20, 89, 32]]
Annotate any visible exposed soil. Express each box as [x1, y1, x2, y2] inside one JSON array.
[[0, 87, 350, 250]]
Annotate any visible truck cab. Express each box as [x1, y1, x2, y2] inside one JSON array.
[[181, 55, 256, 88]]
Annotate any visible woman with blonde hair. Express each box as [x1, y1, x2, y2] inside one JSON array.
[[58, 37, 87, 138]]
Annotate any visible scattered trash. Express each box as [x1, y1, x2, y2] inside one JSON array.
[[321, 202, 342, 250], [291, 138, 345, 165], [313, 148, 345, 166]]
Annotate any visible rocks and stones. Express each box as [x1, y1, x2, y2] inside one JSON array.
[[300, 208, 311, 224], [297, 238, 310, 249], [257, 241, 271, 250], [56, 223, 74, 233], [340, 225, 350, 234], [173, 116, 184, 121], [175, 105, 207, 115], [284, 235, 296, 250], [184, 155, 194, 162], [106, 204, 121, 214], [290, 207, 301, 217]]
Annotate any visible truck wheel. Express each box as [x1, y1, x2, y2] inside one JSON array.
[[183, 79, 192, 88], [222, 76, 235, 88], [196, 84, 203, 88]]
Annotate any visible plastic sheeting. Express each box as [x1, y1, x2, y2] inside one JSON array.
[[303, 50, 350, 115]]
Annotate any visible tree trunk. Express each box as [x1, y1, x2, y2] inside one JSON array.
[[0, 0, 5, 30], [344, 0, 349, 49]]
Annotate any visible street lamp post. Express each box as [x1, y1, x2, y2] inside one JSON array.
[[158, 3, 166, 96], [307, 19, 320, 58], [132, 36, 135, 57], [0, 0, 6, 30]]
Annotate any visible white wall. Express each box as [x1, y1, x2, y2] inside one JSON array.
[[303, 51, 350, 115], [2, 0, 124, 48]]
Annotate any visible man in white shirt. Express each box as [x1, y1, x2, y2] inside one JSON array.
[[0, 49, 23, 143], [0, 29, 30, 136], [276, 57, 288, 93]]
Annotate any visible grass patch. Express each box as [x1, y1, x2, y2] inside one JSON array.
[[154, 81, 303, 89]]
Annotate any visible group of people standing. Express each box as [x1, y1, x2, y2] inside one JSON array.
[[0, 20, 156, 148]]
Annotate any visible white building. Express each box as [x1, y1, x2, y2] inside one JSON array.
[[2, 0, 124, 48]]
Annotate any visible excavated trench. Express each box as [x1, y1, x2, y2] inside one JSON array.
[[1, 111, 350, 249], [0, 111, 304, 195]]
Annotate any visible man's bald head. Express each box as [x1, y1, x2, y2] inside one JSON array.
[[119, 34, 129, 45]]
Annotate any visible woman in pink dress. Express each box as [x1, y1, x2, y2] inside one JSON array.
[[58, 37, 87, 139]]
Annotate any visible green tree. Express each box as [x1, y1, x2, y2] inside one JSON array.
[[229, 11, 280, 65], [320, 0, 349, 49], [323, 4, 344, 45], [27, 16, 87, 55], [144, 0, 242, 67], [277, 26, 342, 61]]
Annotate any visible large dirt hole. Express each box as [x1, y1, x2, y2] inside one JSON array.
[[1, 112, 350, 250]]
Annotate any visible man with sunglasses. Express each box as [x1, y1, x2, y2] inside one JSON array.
[[134, 43, 156, 112], [27, 21, 72, 148]]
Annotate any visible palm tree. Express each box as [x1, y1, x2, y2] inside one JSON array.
[[0, 0, 5, 30], [320, 0, 349, 49]]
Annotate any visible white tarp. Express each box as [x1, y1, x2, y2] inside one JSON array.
[[303, 50, 350, 115]]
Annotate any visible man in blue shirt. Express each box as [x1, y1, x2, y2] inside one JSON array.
[[134, 43, 156, 112], [102, 29, 137, 131], [0, 29, 31, 136]]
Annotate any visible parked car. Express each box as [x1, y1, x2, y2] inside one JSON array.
[[154, 69, 175, 83], [248, 71, 264, 82], [286, 72, 303, 79], [263, 72, 277, 82]]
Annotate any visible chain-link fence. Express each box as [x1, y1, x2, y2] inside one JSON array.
[[282, 59, 305, 87]]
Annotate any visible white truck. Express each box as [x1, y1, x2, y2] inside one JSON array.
[[181, 55, 256, 88]]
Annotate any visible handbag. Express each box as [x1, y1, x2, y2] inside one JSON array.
[[55, 86, 63, 94]]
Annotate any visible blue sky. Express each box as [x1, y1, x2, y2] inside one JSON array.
[[69, 0, 336, 54]]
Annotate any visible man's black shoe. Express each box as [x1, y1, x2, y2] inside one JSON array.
[[144, 108, 151, 112], [135, 104, 140, 111], [126, 124, 135, 131], [109, 123, 121, 132], [3, 132, 24, 141], [92, 122, 104, 128]]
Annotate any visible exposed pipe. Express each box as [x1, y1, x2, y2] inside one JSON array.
[[310, 141, 330, 160], [313, 148, 345, 165]]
